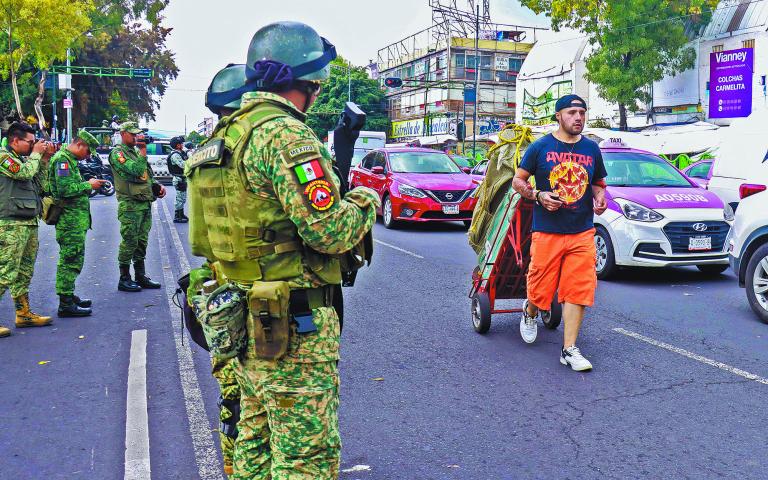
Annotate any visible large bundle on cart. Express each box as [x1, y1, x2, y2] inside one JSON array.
[[468, 124, 533, 257], [466, 124, 562, 334]]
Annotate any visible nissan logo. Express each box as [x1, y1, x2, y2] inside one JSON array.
[[692, 223, 708, 232], [445, 193, 454, 200]]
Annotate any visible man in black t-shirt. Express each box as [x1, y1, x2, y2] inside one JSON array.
[[512, 94, 608, 371]]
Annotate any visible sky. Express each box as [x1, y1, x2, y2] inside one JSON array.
[[148, 0, 548, 134]]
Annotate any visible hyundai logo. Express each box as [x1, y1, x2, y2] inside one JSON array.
[[692, 223, 708, 232], [445, 193, 454, 200]]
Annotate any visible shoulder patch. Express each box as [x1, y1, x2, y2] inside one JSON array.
[[118, 151, 126, 164], [57, 161, 70, 176], [304, 179, 336, 212], [293, 159, 325, 185], [280, 140, 322, 167], [2, 157, 20, 174]]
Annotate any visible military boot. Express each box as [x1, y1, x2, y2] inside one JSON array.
[[73, 295, 92, 308], [14, 294, 53, 328], [118, 265, 142, 292], [58, 295, 92, 317], [0, 326, 10, 337], [173, 209, 188, 223], [134, 261, 161, 289]]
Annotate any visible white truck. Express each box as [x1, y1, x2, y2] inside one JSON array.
[[327, 130, 386, 168]]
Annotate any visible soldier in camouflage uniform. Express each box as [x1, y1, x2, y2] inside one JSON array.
[[109, 122, 165, 292], [167, 136, 189, 223], [186, 23, 379, 479], [48, 130, 106, 317], [0, 122, 53, 338]]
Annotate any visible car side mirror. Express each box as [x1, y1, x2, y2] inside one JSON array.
[[371, 166, 385, 175], [461, 167, 471, 174]]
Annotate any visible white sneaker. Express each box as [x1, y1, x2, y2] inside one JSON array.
[[519, 300, 538, 344], [560, 346, 593, 371]]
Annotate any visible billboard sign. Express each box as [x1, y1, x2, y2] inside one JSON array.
[[521, 81, 572, 125], [709, 48, 753, 119]]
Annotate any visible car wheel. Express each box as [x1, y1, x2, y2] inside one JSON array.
[[471, 291, 491, 334], [594, 226, 617, 280], [696, 264, 728, 275], [745, 243, 768, 324], [542, 298, 562, 330], [382, 195, 398, 229]]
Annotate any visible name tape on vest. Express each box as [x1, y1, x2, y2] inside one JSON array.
[[187, 139, 225, 169]]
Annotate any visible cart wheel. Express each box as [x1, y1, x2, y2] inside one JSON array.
[[471, 292, 492, 334], [543, 298, 562, 330]]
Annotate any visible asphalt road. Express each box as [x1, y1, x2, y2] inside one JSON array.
[[1, 189, 766, 479]]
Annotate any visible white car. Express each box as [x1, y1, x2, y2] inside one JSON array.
[[146, 140, 173, 183], [729, 178, 768, 323], [594, 141, 733, 279]]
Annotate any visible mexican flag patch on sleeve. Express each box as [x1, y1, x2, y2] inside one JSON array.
[[57, 162, 70, 176], [293, 159, 325, 184]]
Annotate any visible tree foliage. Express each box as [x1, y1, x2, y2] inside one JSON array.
[[306, 57, 388, 140], [0, 0, 93, 117], [522, 0, 717, 129]]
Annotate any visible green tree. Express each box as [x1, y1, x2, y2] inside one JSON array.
[[0, 0, 93, 119], [522, 0, 717, 130], [185, 130, 204, 144], [306, 57, 389, 141]]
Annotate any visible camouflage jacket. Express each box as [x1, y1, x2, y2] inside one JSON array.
[[238, 91, 380, 288], [0, 146, 48, 226], [48, 149, 91, 213], [108, 143, 156, 203]]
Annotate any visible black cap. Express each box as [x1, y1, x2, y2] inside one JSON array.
[[552, 94, 587, 120], [170, 136, 185, 148]]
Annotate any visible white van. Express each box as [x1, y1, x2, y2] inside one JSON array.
[[708, 108, 768, 210]]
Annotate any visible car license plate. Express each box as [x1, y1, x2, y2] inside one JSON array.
[[442, 205, 460, 215], [688, 236, 712, 251]]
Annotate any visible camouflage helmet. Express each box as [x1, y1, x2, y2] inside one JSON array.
[[246, 21, 336, 86], [205, 64, 246, 115]]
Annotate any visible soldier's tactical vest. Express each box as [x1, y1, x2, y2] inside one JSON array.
[[0, 155, 42, 220], [186, 101, 341, 285], [112, 147, 154, 201]]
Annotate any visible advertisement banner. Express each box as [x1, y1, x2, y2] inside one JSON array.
[[709, 47, 753, 119], [521, 81, 572, 125], [391, 118, 423, 138]]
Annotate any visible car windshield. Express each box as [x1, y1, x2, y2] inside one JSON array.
[[603, 152, 692, 187], [389, 152, 461, 174], [451, 155, 471, 168], [351, 149, 367, 167], [473, 162, 488, 175]]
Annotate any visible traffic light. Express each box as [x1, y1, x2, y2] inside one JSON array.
[[384, 77, 403, 88], [456, 120, 465, 141]]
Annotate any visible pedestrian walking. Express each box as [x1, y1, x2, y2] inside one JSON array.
[[167, 136, 189, 223], [512, 94, 608, 371], [186, 22, 379, 479], [108, 122, 165, 292], [48, 130, 106, 317], [0, 122, 53, 338]]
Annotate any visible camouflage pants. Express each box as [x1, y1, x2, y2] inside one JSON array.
[[232, 306, 341, 480], [173, 176, 187, 211], [213, 358, 241, 473], [0, 224, 38, 299], [55, 210, 90, 295], [117, 200, 152, 266]]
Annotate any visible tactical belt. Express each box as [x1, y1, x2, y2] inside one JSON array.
[[289, 285, 335, 315]]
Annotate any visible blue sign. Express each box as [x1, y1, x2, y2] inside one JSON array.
[[464, 87, 476, 104]]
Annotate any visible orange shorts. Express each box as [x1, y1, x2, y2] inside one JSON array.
[[526, 228, 597, 310]]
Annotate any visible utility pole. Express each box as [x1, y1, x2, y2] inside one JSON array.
[[472, 5, 480, 158], [66, 48, 73, 143], [348, 60, 352, 102]]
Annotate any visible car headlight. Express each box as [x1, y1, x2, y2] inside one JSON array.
[[723, 203, 735, 222], [615, 198, 664, 222], [398, 183, 427, 198]]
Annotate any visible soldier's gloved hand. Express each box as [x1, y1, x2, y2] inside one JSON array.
[[345, 186, 381, 210], [88, 178, 106, 189]]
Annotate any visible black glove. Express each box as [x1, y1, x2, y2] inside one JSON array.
[[332, 102, 366, 193]]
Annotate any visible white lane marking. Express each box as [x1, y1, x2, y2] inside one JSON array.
[[125, 329, 151, 480], [341, 465, 372, 473], [155, 201, 224, 480], [613, 327, 768, 385], [374, 239, 424, 259]]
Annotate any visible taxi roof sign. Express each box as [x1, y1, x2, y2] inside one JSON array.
[[599, 137, 629, 148]]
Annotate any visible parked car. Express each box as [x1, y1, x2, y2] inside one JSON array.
[[728, 173, 768, 323], [594, 139, 733, 279], [146, 140, 173, 184], [448, 154, 473, 172], [469, 160, 488, 183], [708, 108, 768, 210], [349, 148, 478, 228], [682, 159, 714, 188]]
